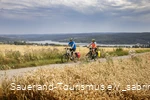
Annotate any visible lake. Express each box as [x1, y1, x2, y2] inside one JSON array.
[[27, 40, 88, 46], [26, 40, 135, 47]]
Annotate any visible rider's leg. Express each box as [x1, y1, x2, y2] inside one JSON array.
[[95, 48, 98, 55], [72, 49, 76, 58], [70, 48, 73, 56], [72, 49, 76, 57], [92, 48, 95, 54], [69, 49, 73, 60], [93, 48, 97, 54], [70, 48, 76, 59]]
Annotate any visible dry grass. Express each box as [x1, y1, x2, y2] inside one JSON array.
[[1, 52, 150, 99], [0, 45, 64, 70], [0, 45, 62, 54], [0, 44, 150, 70], [1, 44, 150, 53]]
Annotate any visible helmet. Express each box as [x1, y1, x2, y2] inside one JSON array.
[[92, 39, 95, 42], [70, 38, 73, 41]]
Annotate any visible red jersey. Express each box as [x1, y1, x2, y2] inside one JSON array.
[[90, 42, 97, 48]]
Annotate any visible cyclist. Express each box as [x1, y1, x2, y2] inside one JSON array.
[[88, 39, 97, 53], [68, 38, 76, 58]]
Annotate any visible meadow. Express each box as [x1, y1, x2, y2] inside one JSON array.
[[0, 44, 150, 70], [0, 52, 150, 99]]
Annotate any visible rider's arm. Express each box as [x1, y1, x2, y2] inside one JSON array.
[[95, 42, 97, 48], [71, 43, 75, 49], [68, 42, 74, 49], [88, 42, 92, 48]]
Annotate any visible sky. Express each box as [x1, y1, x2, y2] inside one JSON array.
[[0, 0, 150, 34]]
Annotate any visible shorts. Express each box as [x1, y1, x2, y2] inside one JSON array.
[[70, 48, 76, 52]]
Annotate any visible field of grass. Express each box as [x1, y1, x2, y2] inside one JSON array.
[[0, 52, 150, 99], [0, 45, 63, 70], [0, 44, 150, 70]]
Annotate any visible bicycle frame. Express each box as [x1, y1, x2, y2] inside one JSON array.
[[86, 47, 97, 60], [61, 48, 77, 63], [65, 48, 71, 56]]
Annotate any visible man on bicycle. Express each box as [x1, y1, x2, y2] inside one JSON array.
[[68, 38, 76, 58]]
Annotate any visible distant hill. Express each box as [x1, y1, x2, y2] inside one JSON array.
[[0, 36, 14, 42], [0, 36, 21, 43], [0, 32, 150, 44]]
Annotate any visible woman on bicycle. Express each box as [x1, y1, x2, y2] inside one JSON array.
[[88, 39, 97, 51], [86, 39, 98, 59]]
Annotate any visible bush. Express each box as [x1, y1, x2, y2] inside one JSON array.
[[116, 48, 123, 52], [136, 49, 150, 53], [109, 48, 128, 56]]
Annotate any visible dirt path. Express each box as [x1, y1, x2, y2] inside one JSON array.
[[0, 53, 147, 84]]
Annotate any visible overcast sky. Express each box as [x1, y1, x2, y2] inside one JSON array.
[[0, 0, 150, 34]]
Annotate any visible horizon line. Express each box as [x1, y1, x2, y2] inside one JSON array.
[[0, 32, 150, 35]]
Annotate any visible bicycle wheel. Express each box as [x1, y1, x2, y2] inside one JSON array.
[[84, 52, 92, 62], [72, 55, 78, 63], [92, 52, 98, 61], [61, 54, 69, 63]]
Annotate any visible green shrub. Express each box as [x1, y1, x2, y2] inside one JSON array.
[[136, 49, 150, 53], [116, 48, 123, 52], [109, 48, 128, 56]]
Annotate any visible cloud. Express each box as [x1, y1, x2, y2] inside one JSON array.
[[0, 0, 150, 22], [0, 0, 150, 34], [1, 0, 149, 15]]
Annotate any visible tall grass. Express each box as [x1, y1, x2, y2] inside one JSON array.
[[0, 48, 63, 70], [136, 49, 150, 53], [0, 53, 150, 99], [0, 45, 150, 70]]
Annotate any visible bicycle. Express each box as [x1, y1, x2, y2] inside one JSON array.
[[61, 48, 79, 63], [85, 47, 98, 61]]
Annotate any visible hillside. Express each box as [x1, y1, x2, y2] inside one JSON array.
[[0, 36, 20, 43], [0, 36, 13, 42], [1, 32, 150, 44]]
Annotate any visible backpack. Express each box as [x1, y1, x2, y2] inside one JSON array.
[[75, 52, 81, 58]]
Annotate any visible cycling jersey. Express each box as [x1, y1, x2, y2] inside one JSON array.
[[68, 41, 76, 50], [90, 42, 97, 48]]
